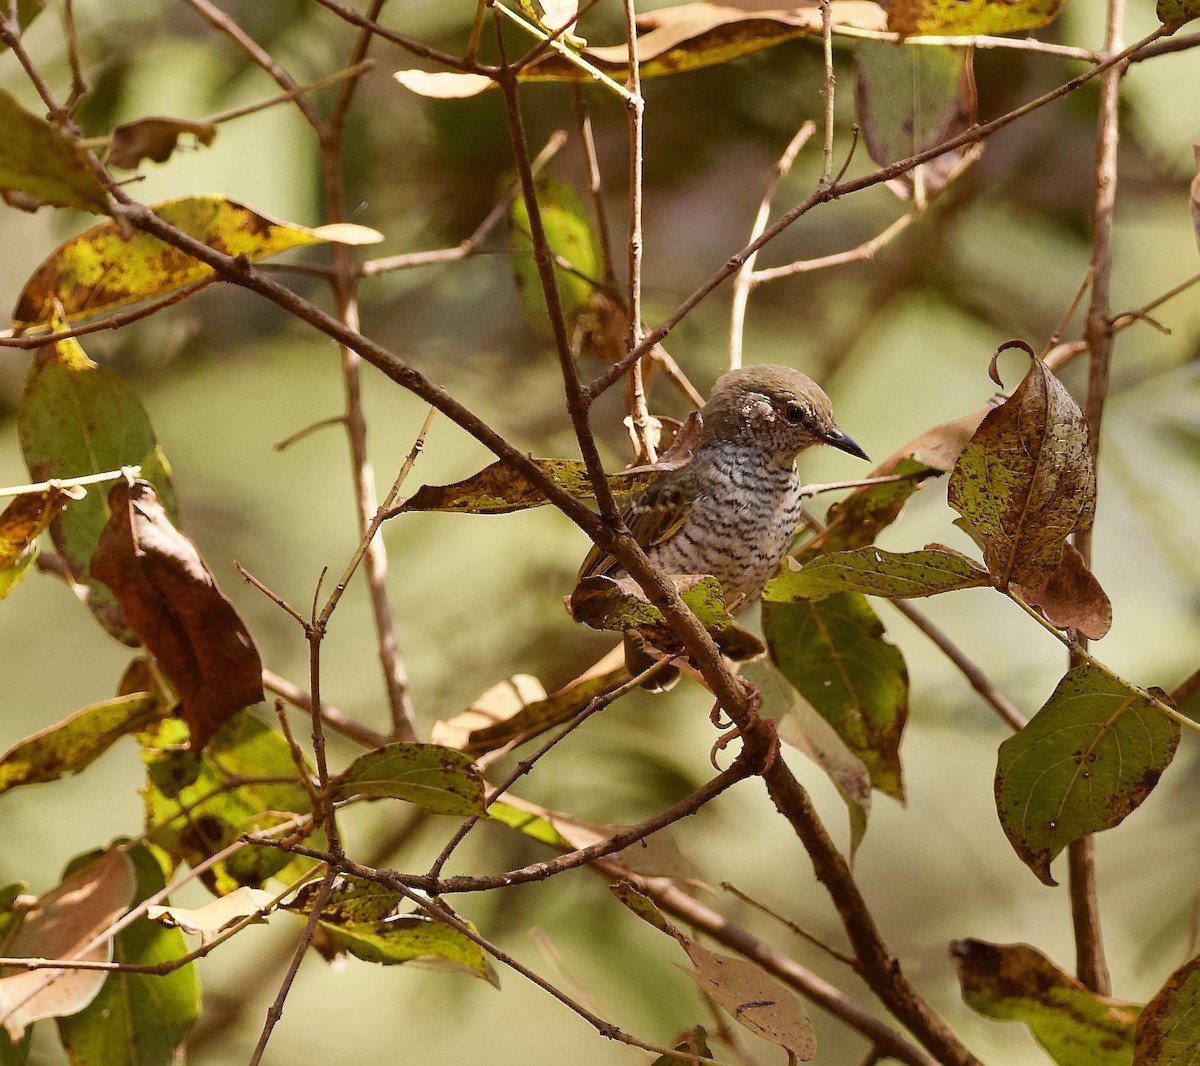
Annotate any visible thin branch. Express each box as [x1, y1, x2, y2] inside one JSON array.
[[263, 668, 388, 748], [729, 121, 817, 367], [819, 0, 836, 184], [0, 466, 138, 499], [312, 0, 493, 73], [836, 25, 1103, 62]]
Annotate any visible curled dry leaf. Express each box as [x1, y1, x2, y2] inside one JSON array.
[[148, 887, 275, 934], [393, 70, 494, 98], [106, 117, 217, 170], [90, 479, 264, 751]]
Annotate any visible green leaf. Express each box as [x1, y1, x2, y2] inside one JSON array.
[[0, 88, 109, 214], [765, 546, 990, 602], [1136, 954, 1200, 1065], [17, 334, 176, 644], [889, 0, 1065, 36], [12, 195, 382, 327], [285, 875, 404, 925], [330, 743, 486, 816], [610, 881, 681, 937], [1156, 0, 1200, 26], [317, 913, 498, 984], [743, 661, 871, 857], [521, 1, 888, 81], [508, 179, 602, 333], [947, 348, 1094, 590], [401, 457, 663, 515], [0, 694, 160, 794], [995, 664, 1180, 885], [764, 592, 907, 801], [0, 1027, 31, 1066], [141, 712, 313, 894], [487, 801, 573, 849], [57, 845, 199, 1066], [569, 573, 733, 650], [953, 939, 1138, 1065]]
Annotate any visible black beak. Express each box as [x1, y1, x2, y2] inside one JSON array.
[[823, 427, 869, 461]]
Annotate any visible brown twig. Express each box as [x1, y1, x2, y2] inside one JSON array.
[[264, 669, 387, 748]]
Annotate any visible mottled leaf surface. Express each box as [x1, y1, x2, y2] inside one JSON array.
[[953, 939, 1138, 1065], [948, 349, 1094, 589], [315, 912, 498, 984], [0, 486, 81, 600], [569, 573, 733, 650], [764, 592, 907, 800], [767, 546, 989, 602], [1136, 954, 1200, 1065], [92, 480, 263, 751], [1157, 0, 1200, 25], [995, 665, 1179, 885], [1012, 542, 1112, 640], [330, 743, 485, 816], [889, 0, 1065, 36]]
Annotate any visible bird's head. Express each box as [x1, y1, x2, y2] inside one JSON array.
[[700, 364, 868, 465]]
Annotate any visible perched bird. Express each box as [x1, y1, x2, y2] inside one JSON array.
[[576, 363, 868, 688]]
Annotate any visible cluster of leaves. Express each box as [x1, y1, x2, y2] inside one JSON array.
[[1, 0, 1199, 1065]]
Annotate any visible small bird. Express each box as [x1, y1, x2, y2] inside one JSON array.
[[576, 364, 868, 688]]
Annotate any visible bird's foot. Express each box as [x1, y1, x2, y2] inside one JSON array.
[[708, 677, 777, 771]]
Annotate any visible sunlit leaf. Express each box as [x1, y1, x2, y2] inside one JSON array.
[[743, 661, 871, 855], [285, 875, 403, 925], [995, 664, 1179, 885], [0, 485, 78, 600], [91, 480, 264, 751], [393, 70, 493, 98], [523, 1, 888, 81], [0, 88, 109, 214], [0, 694, 160, 794], [947, 346, 1094, 590], [766, 546, 990, 601], [0, 848, 133, 1042], [17, 333, 176, 644], [316, 912, 498, 984], [141, 712, 312, 895], [889, 0, 1065, 36], [953, 939, 1138, 1065], [148, 887, 275, 934], [330, 743, 486, 816], [764, 592, 907, 800], [12, 195, 382, 327], [1136, 954, 1200, 1065], [57, 844, 199, 1066], [106, 117, 217, 170], [508, 179, 603, 335], [569, 573, 734, 650]]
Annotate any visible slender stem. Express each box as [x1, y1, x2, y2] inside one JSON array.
[[819, 0, 835, 184], [0, 466, 138, 499]]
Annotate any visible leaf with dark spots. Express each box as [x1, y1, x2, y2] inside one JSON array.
[[889, 0, 1065, 36], [766, 545, 990, 602], [0, 484, 83, 600], [568, 573, 733, 651], [1013, 542, 1112, 640], [764, 592, 907, 801], [948, 344, 1095, 590], [106, 117, 217, 170], [90, 480, 263, 751], [995, 664, 1179, 885], [330, 743, 486, 816], [1156, 0, 1200, 27], [952, 939, 1138, 1065], [1136, 953, 1200, 1064]]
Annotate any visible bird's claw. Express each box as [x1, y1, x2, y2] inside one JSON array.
[[708, 677, 777, 771]]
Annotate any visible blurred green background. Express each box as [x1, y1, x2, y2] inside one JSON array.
[[2, 1, 1199, 1063]]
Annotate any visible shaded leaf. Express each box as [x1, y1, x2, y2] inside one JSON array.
[[947, 346, 1094, 590], [1012, 543, 1112, 640], [433, 652, 628, 754], [569, 573, 733, 651], [1157, 1, 1200, 26], [995, 664, 1179, 885], [431, 674, 547, 749], [764, 592, 907, 800], [508, 179, 603, 334], [610, 881, 681, 937], [952, 939, 1138, 1065], [0, 849, 134, 1042], [653, 1026, 712, 1066], [330, 743, 485, 816], [91, 480, 264, 751], [141, 712, 312, 894], [401, 457, 665, 515], [855, 41, 976, 199], [316, 912, 498, 984], [766, 545, 990, 602], [393, 70, 494, 98], [0, 88, 108, 214], [1135, 953, 1200, 1065], [523, 1, 888, 81], [889, 0, 1065, 36], [743, 661, 871, 857], [0, 694, 161, 795], [148, 887, 275, 934], [58, 844, 199, 1066], [17, 334, 176, 644], [106, 117, 217, 170], [12, 195, 382, 327]]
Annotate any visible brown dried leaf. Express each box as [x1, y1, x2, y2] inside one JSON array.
[[1013, 542, 1112, 639], [90, 480, 263, 750], [392, 70, 494, 98], [430, 674, 548, 750], [106, 117, 217, 170]]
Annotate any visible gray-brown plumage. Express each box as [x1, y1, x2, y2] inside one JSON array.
[[577, 364, 867, 688]]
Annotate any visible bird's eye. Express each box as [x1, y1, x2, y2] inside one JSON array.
[[784, 402, 808, 425]]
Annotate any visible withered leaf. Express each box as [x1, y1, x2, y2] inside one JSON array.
[[106, 117, 218, 170], [1012, 542, 1112, 640], [90, 480, 263, 750]]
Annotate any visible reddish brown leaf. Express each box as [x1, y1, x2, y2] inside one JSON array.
[[106, 117, 217, 170], [90, 480, 263, 750], [1013, 543, 1112, 639]]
